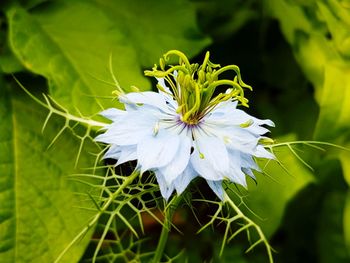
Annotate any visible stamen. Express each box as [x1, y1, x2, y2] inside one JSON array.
[[259, 137, 275, 145], [153, 122, 160, 136], [144, 50, 252, 124], [223, 136, 232, 144], [240, 119, 254, 128]]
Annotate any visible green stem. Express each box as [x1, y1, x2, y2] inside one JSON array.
[[151, 195, 182, 263], [223, 192, 274, 263], [15, 77, 107, 129]]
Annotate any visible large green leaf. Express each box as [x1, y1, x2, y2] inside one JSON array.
[[340, 151, 350, 187], [0, 45, 24, 74], [265, 0, 350, 140], [94, 0, 211, 67], [266, 0, 350, 183], [0, 81, 97, 262], [341, 156, 350, 252], [0, 23, 24, 74], [313, 64, 350, 141], [345, 190, 350, 254], [266, 0, 350, 253], [6, 0, 210, 115], [317, 191, 350, 263]]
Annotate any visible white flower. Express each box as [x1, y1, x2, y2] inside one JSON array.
[[95, 84, 274, 200], [95, 50, 275, 200]]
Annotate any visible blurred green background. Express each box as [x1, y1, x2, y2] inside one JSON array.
[[0, 0, 350, 262]]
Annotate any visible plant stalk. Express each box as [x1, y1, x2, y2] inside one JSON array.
[[151, 195, 182, 263]]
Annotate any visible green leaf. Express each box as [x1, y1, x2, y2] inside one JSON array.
[[6, 1, 210, 115], [94, 0, 211, 67], [266, 0, 350, 181], [317, 191, 350, 263], [313, 64, 350, 141], [0, 80, 97, 262], [340, 150, 350, 187], [242, 135, 315, 238], [345, 190, 350, 254], [317, 1, 350, 58], [266, 0, 350, 140], [265, 0, 332, 93], [0, 12, 24, 74], [0, 41, 24, 74], [180, 0, 258, 40]]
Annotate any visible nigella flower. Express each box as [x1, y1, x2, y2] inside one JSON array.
[[95, 50, 275, 200]]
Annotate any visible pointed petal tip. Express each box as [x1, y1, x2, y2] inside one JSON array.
[[265, 119, 275, 127], [154, 170, 175, 201], [99, 108, 125, 118], [94, 133, 106, 143], [206, 180, 225, 200]]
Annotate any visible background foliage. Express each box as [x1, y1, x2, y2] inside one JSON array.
[[0, 0, 349, 262]]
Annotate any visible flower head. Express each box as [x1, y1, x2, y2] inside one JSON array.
[[96, 50, 275, 200]]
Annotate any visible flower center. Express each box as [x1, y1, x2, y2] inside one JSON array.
[[144, 50, 252, 124], [180, 115, 200, 125]]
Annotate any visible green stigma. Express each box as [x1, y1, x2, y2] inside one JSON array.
[[144, 50, 252, 125]]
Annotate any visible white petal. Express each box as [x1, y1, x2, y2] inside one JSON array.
[[245, 125, 270, 135], [158, 136, 191, 185], [116, 145, 137, 166], [242, 168, 256, 180], [120, 91, 168, 111], [195, 136, 230, 174], [255, 118, 275, 127], [137, 130, 180, 173], [226, 133, 260, 155], [238, 151, 260, 171], [226, 150, 248, 187], [156, 77, 178, 109], [99, 108, 126, 121], [202, 121, 259, 147], [190, 147, 223, 181], [154, 170, 174, 201], [95, 111, 156, 145], [123, 102, 138, 112], [206, 180, 224, 200], [254, 145, 275, 159], [214, 100, 238, 112], [227, 167, 247, 188], [156, 77, 168, 91], [173, 163, 198, 195], [209, 105, 274, 134], [156, 77, 172, 97], [230, 109, 261, 125], [103, 145, 121, 159]]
